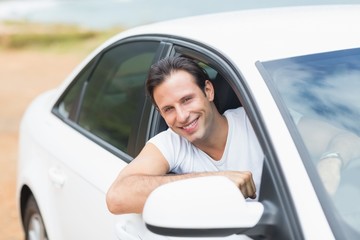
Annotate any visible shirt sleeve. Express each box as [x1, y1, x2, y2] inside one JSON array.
[[147, 129, 182, 172]]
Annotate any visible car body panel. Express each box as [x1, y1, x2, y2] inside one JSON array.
[[18, 91, 123, 239]]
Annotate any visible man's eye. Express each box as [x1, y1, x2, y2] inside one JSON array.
[[163, 107, 173, 113], [183, 97, 192, 103]]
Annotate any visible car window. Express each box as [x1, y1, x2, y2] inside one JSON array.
[[57, 58, 96, 120], [260, 48, 360, 237], [56, 41, 160, 155]]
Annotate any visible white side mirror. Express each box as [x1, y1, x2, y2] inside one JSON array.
[[143, 176, 264, 237]]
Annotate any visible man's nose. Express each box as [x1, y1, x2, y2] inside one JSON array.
[[176, 106, 189, 123]]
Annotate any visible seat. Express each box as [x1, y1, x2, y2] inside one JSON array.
[[211, 74, 241, 114]]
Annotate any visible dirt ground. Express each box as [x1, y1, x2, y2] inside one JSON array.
[[0, 49, 86, 240]]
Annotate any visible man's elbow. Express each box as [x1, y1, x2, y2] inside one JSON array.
[[106, 188, 128, 214]]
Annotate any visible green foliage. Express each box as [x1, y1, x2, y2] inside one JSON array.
[[0, 21, 122, 52], [7, 31, 96, 48]]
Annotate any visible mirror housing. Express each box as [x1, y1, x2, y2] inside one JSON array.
[[143, 176, 264, 237]]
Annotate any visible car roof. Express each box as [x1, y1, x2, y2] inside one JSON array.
[[61, 4, 360, 95], [107, 4, 360, 63]]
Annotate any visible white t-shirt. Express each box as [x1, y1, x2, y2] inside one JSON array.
[[149, 107, 264, 198]]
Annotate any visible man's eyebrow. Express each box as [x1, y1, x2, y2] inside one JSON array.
[[159, 104, 172, 112], [159, 93, 195, 112], [180, 93, 195, 101]]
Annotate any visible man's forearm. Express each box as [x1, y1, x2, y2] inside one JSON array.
[[106, 172, 215, 214], [106, 170, 255, 214]]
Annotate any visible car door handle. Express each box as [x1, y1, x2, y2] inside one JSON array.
[[48, 167, 66, 188]]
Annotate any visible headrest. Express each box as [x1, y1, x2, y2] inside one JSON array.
[[211, 74, 241, 114]]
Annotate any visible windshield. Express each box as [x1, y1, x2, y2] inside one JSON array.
[[260, 48, 360, 238]]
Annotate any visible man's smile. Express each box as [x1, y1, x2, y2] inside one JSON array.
[[181, 117, 199, 131]]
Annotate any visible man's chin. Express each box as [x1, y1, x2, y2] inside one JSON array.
[[174, 128, 202, 144]]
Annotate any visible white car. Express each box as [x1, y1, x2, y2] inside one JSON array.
[[17, 5, 360, 240]]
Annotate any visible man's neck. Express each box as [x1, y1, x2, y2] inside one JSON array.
[[195, 114, 228, 161]]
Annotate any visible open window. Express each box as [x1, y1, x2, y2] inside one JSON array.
[[145, 47, 303, 239]]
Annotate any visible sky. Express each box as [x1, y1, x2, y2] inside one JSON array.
[[1, 0, 360, 29]]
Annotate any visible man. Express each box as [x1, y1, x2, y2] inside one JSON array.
[[106, 56, 264, 215], [106, 57, 360, 240]]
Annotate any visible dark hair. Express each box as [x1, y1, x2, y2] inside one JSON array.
[[146, 56, 210, 105]]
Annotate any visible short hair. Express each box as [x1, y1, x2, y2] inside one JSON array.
[[146, 56, 210, 106]]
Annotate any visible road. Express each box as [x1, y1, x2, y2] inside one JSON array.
[[0, 49, 85, 239]]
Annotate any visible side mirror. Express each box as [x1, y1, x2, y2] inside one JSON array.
[[143, 176, 264, 237]]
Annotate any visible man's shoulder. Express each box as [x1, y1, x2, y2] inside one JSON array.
[[148, 128, 182, 145], [223, 107, 245, 118]]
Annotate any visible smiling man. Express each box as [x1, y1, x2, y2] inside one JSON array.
[[106, 56, 264, 215]]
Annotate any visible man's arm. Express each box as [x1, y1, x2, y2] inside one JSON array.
[[106, 143, 257, 214], [106, 142, 170, 214]]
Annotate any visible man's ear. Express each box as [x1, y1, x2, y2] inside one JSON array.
[[204, 80, 215, 101]]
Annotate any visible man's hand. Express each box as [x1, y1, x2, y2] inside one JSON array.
[[222, 171, 257, 199], [317, 157, 342, 195]]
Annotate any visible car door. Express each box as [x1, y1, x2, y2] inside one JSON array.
[[142, 42, 305, 239], [49, 38, 162, 239]]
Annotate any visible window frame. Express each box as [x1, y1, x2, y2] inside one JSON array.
[[52, 36, 165, 160], [144, 37, 304, 239]]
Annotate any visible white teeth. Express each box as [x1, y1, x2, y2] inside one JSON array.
[[183, 119, 196, 130]]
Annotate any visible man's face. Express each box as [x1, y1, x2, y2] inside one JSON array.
[[154, 70, 215, 144]]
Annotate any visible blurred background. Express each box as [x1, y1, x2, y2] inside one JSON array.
[[1, 0, 359, 239]]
